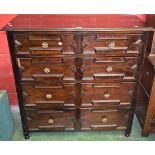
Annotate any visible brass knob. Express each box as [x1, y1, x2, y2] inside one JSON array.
[[104, 92, 110, 99], [58, 41, 62, 45], [44, 67, 51, 73], [102, 117, 108, 123], [106, 66, 113, 72], [46, 94, 53, 99], [48, 118, 54, 124], [42, 42, 48, 48], [109, 41, 115, 48]]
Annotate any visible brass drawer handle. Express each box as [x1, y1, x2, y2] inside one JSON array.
[[102, 117, 108, 123], [58, 41, 62, 45], [46, 94, 53, 99], [104, 92, 110, 99], [109, 41, 115, 48], [48, 118, 54, 124], [42, 42, 48, 48], [106, 66, 113, 72], [44, 67, 51, 73]]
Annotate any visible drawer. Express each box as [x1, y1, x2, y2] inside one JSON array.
[[22, 83, 75, 107], [82, 33, 142, 56], [81, 83, 133, 107], [82, 57, 138, 82], [13, 32, 76, 56], [18, 57, 75, 83], [80, 108, 129, 131], [26, 109, 76, 131]]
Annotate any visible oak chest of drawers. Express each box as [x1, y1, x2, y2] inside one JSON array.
[[2, 15, 154, 138]]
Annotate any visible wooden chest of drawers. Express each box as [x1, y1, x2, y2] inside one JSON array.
[[2, 15, 153, 139]]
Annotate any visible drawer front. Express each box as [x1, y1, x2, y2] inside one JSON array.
[[18, 57, 75, 83], [82, 57, 138, 82], [22, 83, 75, 107], [13, 32, 76, 56], [26, 109, 76, 131], [82, 33, 142, 56], [80, 109, 129, 131], [81, 83, 133, 107]]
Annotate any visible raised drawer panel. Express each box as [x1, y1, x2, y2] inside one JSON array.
[[26, 109, 76, 131], [13, 32, 76, 56], [80, 109, 129, 131], [82, 33, 142, 56], [22, 83, 75, 107], [18, 57, 75, 83], [81, 83, 133, 107], [82, 57, 138, 82]]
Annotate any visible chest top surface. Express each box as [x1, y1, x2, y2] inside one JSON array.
[[2, 14, 153, 31]]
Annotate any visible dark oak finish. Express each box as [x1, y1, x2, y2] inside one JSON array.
[[13, 32, 76, 56], [22, 83, 75, 106], [26, 109, 76, 131], [2, 15, 146, 30], [135, 15, 155, 136], [80, 108, 129, 131], [136, 56, 155, 136], [82, 32, 143, 57], [81, 57, 138, 82], [81, 82, 133, 106], [2, 15, 154, 138], [18, 57, 76, 82]]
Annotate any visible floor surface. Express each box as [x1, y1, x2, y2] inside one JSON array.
[[11, 106, 155, 141]]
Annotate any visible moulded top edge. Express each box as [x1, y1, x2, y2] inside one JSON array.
[[2, 27, 154, 32]]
